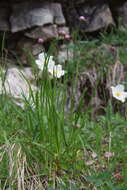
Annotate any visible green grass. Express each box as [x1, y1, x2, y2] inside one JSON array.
[[0, 28, 127, 189]]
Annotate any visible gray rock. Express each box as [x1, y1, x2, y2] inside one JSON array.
[[10, 2, 66, 33], [58, 26, 70, 36], [25, 25, 58, 41], [0, 66, 37, 101], [50, 3, 65, 25], [24, 25, 70, 43], [83, 4, 115, 32], [66, 3, 115, 32], [10, 2, 53, 32], [17, 38, 44, 55], [16, 37, 44, 65], [57, 43, 74, 63]]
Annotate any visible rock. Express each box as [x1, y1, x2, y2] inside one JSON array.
[[16, 37, 45, 65], [17, 37, 44, 55], [50, 3, 66, 25], [66, 3, 115, 32], [25, 25, 58, 41], [0, 0, 126, 69], [0, 66, 37, 107], [10, 2, 53, 32], [57, 43, 74, 63], [24, 25, 70, 42], [58, 26, 70, 36], [84, 4, 115, 32], [10, 2, 66, 33]]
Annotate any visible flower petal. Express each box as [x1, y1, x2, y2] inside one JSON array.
[[35, 60, 44, 70], [111, 84, 127, 102], [48, 60, 55, 70], [113, 92, 126, 102], [38, 53, 45, 61], [55, 64, 62, 70], [123, 92, 127, 98], [56, 71, 62, 78], [115, 84, 124, 92]]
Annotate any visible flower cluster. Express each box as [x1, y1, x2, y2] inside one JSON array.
[[35, 52, 66, 78], [111, 84, 127, 103]]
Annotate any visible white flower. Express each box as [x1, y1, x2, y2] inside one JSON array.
[[47, 56, 55, 70], [79, 16, 87, 22], [35, 53, 45, 70], [48, 64, 66, 78], [111, 84, 127, 102], [35, 53, 55, 71], [35, 53, 66, 78]]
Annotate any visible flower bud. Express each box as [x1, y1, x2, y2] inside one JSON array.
[[58, 30, 66, 36], [37, 38, 44, 43], [64, 34, 70, 40], [79, 16, 87, 22]]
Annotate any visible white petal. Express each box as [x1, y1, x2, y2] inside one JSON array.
[[56, 70, 65, 78], [56, 71, 62, 78], [114, 84, 124, 92], [35, 60, 44, 70], [38, 53, 45, 61], [48, 60, 55, 69], [55, 64, 62, 70], [111, 84, 127, 102], [60, 70, 65, 76], [48, 63, 66, 78], [123, 92, 127, 98], [110, 86, 115, 91], [111, 86, 122, 96], [121, 92, 127, 102], [113, 92, 126, 102], [49, 56, 54, 60], [121, 98, 125, 103], [48, 64, 55, 73]]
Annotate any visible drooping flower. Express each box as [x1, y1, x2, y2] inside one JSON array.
[[35, 53, 66, 78], [47, 56, 55, 70], [111, 84, 127, 102], [64, 34, 70, 40], [48, 64, 66, 78], [35, 53, 55, 71], [79, 16, 87, 22], [35, 53, 45, 70], [37, 38, 44, 43]]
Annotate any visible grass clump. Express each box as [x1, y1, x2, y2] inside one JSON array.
[[0, 28, 127, 189]]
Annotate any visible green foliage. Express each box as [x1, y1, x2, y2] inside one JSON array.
[[0, 27, 127, 189]]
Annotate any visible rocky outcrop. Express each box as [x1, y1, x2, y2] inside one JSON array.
[[65, 3, 115, 33], [0, 1, 70, 64], [0, 0, 127, 65], [10, 2, 66, 32], [0, 0, 127, 34], [0, 0, 126, 111]]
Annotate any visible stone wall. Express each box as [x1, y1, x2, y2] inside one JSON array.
[[0, 0, 127, 33], [0, 0, 127, 65]]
